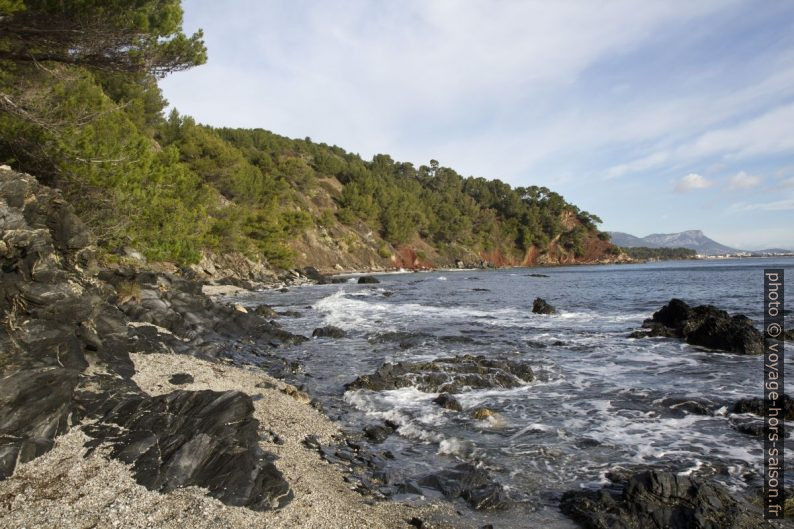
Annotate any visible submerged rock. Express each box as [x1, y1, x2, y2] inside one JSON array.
[[312, 325, 347, 338], [419, 463, 511, 511], [345, 354, 534, 393], [636, 299, 763, 354], [560, 469, 770, 529], [358, 275, 380, 284], [532, 297, 556, 315]]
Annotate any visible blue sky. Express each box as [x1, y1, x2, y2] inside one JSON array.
[[161, 0, 794, 250]]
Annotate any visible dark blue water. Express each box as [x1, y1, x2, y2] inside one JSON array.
[[236, 258, 794, 528]]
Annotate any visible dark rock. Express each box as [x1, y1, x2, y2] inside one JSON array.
[[433, 392, 463, 412], [0, 368, 81, 478], [532, 297, 556, 315], [419, 463, 510, 511], [346, 354, 534, 393], [0, 169, 303, 512], [277, 310, 302, 318], [369, 331, 432, 349], [472, 288, 490, 292], [363, 423, 395, 443], [358, 275, 380, 284], [639, 299, 764, 354], [312, 325, 347, 338], [254, 304, 279, 318], [732, 394, 794, 420], [560, 469, 769, 529], [168, 373, 194, 385], [301, 266, 330, 284], [526, 273, 550, 277], [783, 330, 793, 341], [84, 390, 292, 510]]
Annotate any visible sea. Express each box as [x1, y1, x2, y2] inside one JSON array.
[[235, 257, 794, 528]]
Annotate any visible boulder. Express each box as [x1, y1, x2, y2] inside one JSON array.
[[433, 393, 463, 412], [532, 297, 556, 315], [346, 354, 534, 393], [358, 275, 380, 284], [560, 469, 770, 529], [638, 299, 763, 354]]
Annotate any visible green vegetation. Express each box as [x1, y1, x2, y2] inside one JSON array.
[[620, 247, 698, 260], [0, 1, 612, 268]]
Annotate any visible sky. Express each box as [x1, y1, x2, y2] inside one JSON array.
[[161, 0, 794, 250]]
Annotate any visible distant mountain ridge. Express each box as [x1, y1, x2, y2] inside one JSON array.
[[608, 230, 741, 256]]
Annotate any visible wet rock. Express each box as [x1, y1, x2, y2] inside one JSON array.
[[732, 394, 794, 420], [419, 463, 511, 511], [527, 273, 550, 278], [168, 373, 194, 385], [84, 390, 292, 511], [659, 397, 714, 416], [363, 423, 395, 443], [471, 407, 494, 420], [277, 310, 302, 317], [628, 323, 678, 339], [639, 299, 763, 354], [346, 354, 534, 393], [784, 330, 794, 341], [369, 331, 432, 349], [312, 325, 347, 338], [433, 392, 463, 412], [532, 297, 556, 315], [560, 469, 770, 529], [358, 275, 380, 284], [254, 304, 279, 318]]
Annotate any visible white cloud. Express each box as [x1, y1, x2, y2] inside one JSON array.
[[727, 171, 761, 190], [674, 173, 713, 193]]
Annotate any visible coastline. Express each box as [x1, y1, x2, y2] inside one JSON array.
[[0, 353, 464, 529]]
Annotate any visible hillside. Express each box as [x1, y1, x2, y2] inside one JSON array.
[[0, 1, 619, 274], [609, 230, 740, 256]]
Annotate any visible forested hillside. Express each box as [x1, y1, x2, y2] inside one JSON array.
[[0, 0, 618, 271]]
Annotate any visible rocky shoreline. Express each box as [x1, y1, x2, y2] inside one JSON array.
[[0, 169, 787, 528]]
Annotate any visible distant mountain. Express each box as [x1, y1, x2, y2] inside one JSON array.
[[608, 230, 742, 256], [608, 232, 650, 248]]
